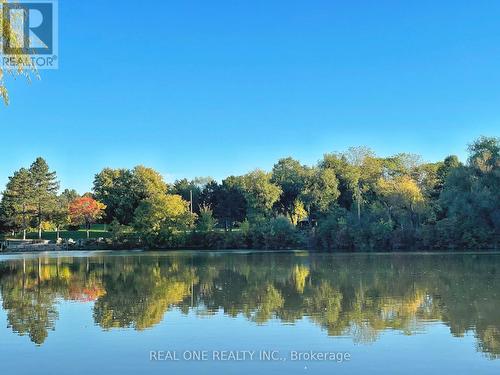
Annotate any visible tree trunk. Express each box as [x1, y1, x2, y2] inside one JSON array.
[[22, 205, 27, 240], [307, 204, 312, 228], [356, 185, 361, 223], [385, 204, 393, 226]]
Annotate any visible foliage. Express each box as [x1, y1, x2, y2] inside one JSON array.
[[0, 136, 498, 250], [69, 197, 106, 238], [300, 166, 340, 221], [237, 170, 282, 221], [0, 168, 34, 237], [51, 189, 80, 234], [133, 193, 196, 246], [433, 136, 500, 248], [200, 178, 247, 230], [0, 0, 39, 105], [29, 158, 59, 238], [170, 177, 213, 215], [376, 175, 424, 229], [271, 158, 308, 221], [196, 204, 218, 232], [109, 219, 131, 241], [249, 216, 306, 250], [93, 166, 168, 224]]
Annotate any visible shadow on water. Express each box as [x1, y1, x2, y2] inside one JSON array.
[[0, 251, 499, 358]]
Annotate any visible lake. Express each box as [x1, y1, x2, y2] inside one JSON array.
[[0, 251, 499, 374]]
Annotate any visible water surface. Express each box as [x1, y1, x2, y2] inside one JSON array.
[[1, 251, 499, 374]]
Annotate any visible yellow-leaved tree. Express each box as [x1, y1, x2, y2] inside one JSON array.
[[0, 0, 39, 105], [376, 175, 425, 230]]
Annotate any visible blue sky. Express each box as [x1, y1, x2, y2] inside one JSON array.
[[2, 0, 499, 193]]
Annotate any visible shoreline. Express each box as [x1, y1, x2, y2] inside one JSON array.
[[1, 248, 499, 258]]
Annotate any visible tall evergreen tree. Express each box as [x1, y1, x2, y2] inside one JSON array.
[[1, 168, 34, 239], [29, 157, 59, 239]]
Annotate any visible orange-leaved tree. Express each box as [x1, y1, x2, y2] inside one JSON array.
[[69, 197, 106, 238]]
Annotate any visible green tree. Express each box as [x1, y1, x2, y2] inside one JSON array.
[[436, 155, 461, 191], [133, 165, 169, 198], [300, 166, 340, 224], [342, 147, 381, 222], [382, 153, 422, 178], [29, 158, 59, 239], [271, 157, 308, 222], [201, 179, 247, 231], [51, 189, 80, 239], [468, 136, 499, 172], [196, 204, 217, 232], [238, 170, 282, 222], [0, 168, 34, 239], [320, 153, 352, 210], [93, 168, 136, 224], [170, 177, 213, 214], [437, 137, 499, 248], [93, 166, 168, 224], [134, 194, 196, 241]]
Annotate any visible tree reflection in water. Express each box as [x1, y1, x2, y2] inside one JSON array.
[[0, 252, 499, 358]]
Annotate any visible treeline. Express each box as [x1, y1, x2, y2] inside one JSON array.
[[1, 136, 498, 250]]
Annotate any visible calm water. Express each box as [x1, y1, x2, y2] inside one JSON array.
[[0, 251, 499, 375]]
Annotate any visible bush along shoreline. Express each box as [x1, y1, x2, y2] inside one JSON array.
[[1, 136, 499, 252]]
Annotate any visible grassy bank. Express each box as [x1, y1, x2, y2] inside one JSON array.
[[6, 224, 112, 241]]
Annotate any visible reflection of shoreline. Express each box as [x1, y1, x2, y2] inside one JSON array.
[[0, 242, 131, 253], [0, 253, 499, 358], [3, 248, 500, 256]]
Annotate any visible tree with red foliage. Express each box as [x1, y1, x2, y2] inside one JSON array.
[[69, 197, 106, 238]]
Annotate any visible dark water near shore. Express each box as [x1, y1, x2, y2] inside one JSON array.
[[0, 251, 499, 374]]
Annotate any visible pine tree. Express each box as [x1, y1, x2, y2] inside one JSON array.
[[1, 168, 35, 240], [29, 158, 60, 239]]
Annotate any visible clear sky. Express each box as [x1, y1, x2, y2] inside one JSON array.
[[2, 0, 499, 193]]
